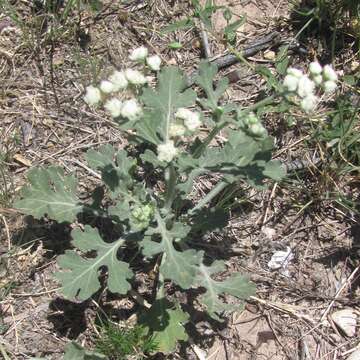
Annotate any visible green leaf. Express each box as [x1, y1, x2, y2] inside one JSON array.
[[262, 160, 286, 181], [56, 225, 133, 300], [168, 41, 183, 49], [224, 17, 245, 35], [14, 166, 81, 223], [256, 65, 280, 91], [141, 212, 200, 289], [85, 145, 136, 198], [275, 45, 289, 75], [141, 66, 196, 142], [195, 260, 255, 321], [139, 299, 189, 353], [195, 61, 228, 111], [64, 342, 108, 360], [162, 18, 195, 33]]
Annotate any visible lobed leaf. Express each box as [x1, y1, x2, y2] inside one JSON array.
[[14, 166, 81, 223], [139, 299, 189, 353], [141, 66, 196, 142], [195, 61, 229, 111], [56, 225, 133, 300], [141, 212, 200, 289], [86, 145, 136, 193], [64, 342, 108, 360], [195, 259, 256, 321]]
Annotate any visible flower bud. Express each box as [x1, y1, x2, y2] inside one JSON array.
[[309, 61, 322, 75], [108, 71, 128, 91], [121, 99, 142, 121], [175, 108, 201, 131], [313, 74, 323, 85], [323, 65, 338, 81], [125, 69, 147, 85], [287, 67, 303, 78], [146, 55, 162, 71], [99, 80, 115, 94], [297, 75, 315, 98], [323, 80, 337, 93], [84, 85, 101, 106], [249, 123, 267, 137], [157, 140, 178, 163], [129, 46, 148, 62], [104, 98, 122, 118], [283, 74, 299, 92], [300, 94, 318, 113], [169, 124, 186, 137]]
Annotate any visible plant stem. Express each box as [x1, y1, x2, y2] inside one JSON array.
[[193, 120, 227, 158], [156, 254, 166, 300], [188, 180, 228, 216], [164, 164, 177, 210]]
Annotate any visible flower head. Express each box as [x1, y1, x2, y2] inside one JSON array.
[[283, 74, 299, 92], [313, 74, 323, 85], [146, 55, 162, 71], [157, 140, 178, 163], [323, 80, 337, 93], [129, 46, 148, 62], [108, 71, 128, 91], [323, 65, 338, 82], [84, 85, 101, 106], [287, 67, 303, 78], [175, 108, 201, 131], [125, 69, 147, 85], [99, 80, 115, 94], [120, 99, 142, 121], [309, 61, 322, 76], [249, 123, 267, 137], [169, 124, 186, 137], [104, 98, 122, 118], [297, 75, 315, 98], [300, 94, 318, 113]]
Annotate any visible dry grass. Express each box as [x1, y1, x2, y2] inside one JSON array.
[[0, 0, 359, 359]]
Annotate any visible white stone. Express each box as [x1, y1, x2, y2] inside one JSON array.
[[347, 349, 360, 360], [268, 247, 294, 270], [331, 309, 357, 337]]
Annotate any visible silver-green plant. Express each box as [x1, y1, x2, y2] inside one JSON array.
[[15, 49, 286, 353]]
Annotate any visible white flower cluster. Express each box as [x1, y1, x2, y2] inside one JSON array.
[[129, 46, 162, 71], [283, 62, 338, 113], [83, 47, 163, 121], [156, 107, 201, 163], [157, 140, 178, 163]]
